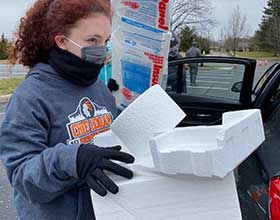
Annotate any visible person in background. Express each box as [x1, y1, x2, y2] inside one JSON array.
[[202, 49, 206, 57], [0, 0, 135, 219], [99, 40, 113, 85], [167, 32, 187, 93], [99, 41, 119, 92], [201, 49, 206, 67], [186, 41, 201, 86]]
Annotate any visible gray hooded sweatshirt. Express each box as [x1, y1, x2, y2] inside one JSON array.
[[0, 63, 117, 219]]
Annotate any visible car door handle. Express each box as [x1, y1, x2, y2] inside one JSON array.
[[196, 114, 213, 117]]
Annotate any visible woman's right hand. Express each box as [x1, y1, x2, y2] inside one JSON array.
[[76, 144, 135, 196]]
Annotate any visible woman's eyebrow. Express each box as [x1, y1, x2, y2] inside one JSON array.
[[86, 34, 112, 39], [86, 34, 102, 39]]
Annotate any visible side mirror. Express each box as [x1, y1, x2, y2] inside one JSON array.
[[232, 82, 242, 93]]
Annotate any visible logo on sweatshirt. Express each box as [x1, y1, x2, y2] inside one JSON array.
[[66, 97, 113, 145]]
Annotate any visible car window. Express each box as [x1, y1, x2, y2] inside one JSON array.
[[253, 64, 279, 99], [167, 62, 246, 101], [257, 76, 280, 121]]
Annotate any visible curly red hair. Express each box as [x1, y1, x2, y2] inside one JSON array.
[[9, 0, 112, 68]]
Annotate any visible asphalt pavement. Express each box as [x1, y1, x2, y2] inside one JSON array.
[[0, 103, 17, 220], [184, 63, 244, 99]]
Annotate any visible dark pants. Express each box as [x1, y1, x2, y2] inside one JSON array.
[[189, 63, 199, 85]]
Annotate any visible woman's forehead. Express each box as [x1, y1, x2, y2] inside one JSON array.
[[71, 13, 112, 38]]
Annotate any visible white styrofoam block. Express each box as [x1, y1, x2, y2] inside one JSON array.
[[91, 170, 242, 220], [150, 109, 265, 178], [93, 130, 122, 147], [109, 85, 186, 161]]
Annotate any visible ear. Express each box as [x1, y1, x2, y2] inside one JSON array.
[[54, 35, 67, 50]]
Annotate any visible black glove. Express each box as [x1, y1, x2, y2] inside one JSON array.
[[107, 78, 119, 92], [76, 145, 134, 196]]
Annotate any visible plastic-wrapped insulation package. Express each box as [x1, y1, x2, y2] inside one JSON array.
[[111, 0, 173, 110]]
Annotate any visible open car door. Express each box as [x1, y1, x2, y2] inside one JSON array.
[[236, 62, 280, 220], [166, 56, 256, 126], [250, 62, 280, 179], [252, 62, 280, 122]]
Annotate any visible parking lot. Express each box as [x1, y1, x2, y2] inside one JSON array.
[[0, 64, 28, 79], [185, 63, 245, 99]]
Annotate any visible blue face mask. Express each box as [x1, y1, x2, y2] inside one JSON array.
[[65, 37, 108, 64], [106, 41, 112, 54]]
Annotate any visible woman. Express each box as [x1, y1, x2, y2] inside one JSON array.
[[0, 0, 135, 219]]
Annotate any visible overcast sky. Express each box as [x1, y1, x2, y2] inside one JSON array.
[[0, 0, 268, 40], [211, 0, 268, 39], [0, 0, 35, 38]]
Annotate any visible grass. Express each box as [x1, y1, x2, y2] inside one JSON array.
[[235, 51, 280, 61], [0, 60, 9, 64], [0, 77, 24, 95]]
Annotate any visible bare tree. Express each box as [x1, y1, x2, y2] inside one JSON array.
[[171, 0, 214, 33], [219, 28, 225, 46], [217, 28, 226, 55], [224, 5, 251, 56]]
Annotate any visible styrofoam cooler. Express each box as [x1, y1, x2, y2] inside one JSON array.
[[93, 85, 265, 220], [150, 109, 265, 178]]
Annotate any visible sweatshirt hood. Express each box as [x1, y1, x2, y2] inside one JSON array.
[[26, 63, 60, 80]]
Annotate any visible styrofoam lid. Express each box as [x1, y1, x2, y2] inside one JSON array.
[[110, 85, 186, 160]]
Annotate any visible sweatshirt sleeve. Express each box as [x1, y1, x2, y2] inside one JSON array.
[[0, 89, 80, 204]]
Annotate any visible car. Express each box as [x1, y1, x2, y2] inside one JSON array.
[[167, 56, 280, 220]]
